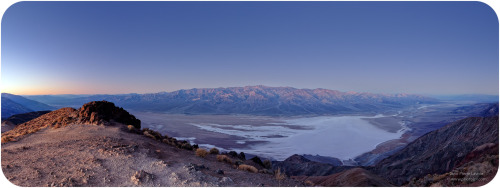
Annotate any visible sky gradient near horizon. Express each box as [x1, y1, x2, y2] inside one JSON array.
[[1, 1, 498, 95]]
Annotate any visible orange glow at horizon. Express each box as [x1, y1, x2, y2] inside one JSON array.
[[1, 85, 118, 95], [2, 88, 82, 95]]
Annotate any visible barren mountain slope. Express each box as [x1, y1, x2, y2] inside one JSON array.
[[2, 124, 301, 186], [375, 116, 499, 185]]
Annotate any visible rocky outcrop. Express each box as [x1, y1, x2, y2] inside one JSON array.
[[374, 116, 499, 185], [295, 168, 393, 187], [77, 101, 140, 129], [2, 101, 140, 143]]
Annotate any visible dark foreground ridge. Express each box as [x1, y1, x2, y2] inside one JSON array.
[[374, 115, 499, 186]]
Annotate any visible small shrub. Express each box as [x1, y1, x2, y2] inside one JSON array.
[[275, 168, 286, 186], [228, 151, 238, 157], [216, 155, 233, 164], [181, 142, 193, 150], [143, 131, 156, 140], [238, 152, 246, 160], [259, 169, 273, 174], [209, 147, 219, 154], [234, 160, 243, 166], [238, 164, 258, 173], [304, 180, 315, 186], [263, 159, 272, 169], [142, 128, 162, 140], [1, 136, 13, 143], [250, 156, 264, 167], [127, 125, 138, 133], [162, 138, 170, 145], [195, 148, 209, 158], [175, 142, 183, 149]]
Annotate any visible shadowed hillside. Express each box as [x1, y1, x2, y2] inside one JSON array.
[[375, 116, 499, 185]]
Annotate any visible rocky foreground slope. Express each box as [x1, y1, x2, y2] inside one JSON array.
[[1, 101, 302, 186], [375, 115, 499, 186]]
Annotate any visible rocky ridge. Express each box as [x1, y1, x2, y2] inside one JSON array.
[[375, 115, 499, 185], [1, 101, 140, 143]]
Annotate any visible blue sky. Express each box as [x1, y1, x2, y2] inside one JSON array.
[[1, 1, 498, 95]]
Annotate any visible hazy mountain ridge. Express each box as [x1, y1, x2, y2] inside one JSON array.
[[2, 93, 55, 112], [1, 93, 55, 119], [1, 98, 34, 119], [22, 86, 438, 115], [432, 94, 499, 103]]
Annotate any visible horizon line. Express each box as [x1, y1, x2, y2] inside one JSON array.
[[2, 85, 499, 96]]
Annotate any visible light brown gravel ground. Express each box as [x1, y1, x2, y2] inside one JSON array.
[[1, 123, 303, 187]]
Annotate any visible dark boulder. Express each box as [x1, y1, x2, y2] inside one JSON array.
[[78, 101, 141, 129]]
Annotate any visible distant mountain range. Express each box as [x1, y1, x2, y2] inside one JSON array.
[[21, 86, 438, 116], [1, 93, 55, 119], [431, 94, 499, 103]]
